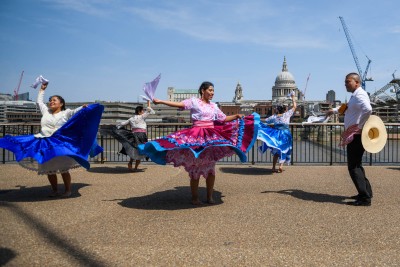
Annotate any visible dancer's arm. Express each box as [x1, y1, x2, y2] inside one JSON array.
[[290, 94, 297, 112], [144, 100, 155, 116], [153, 98, 185, 109], [37, 83, 49, 114], [225, 114, 244, 122]]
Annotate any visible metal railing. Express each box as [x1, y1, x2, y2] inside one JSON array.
[[1, 123, 399, 165]]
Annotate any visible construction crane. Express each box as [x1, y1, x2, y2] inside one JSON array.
[[13, 70, 24, 100], [300, 73, 311, 101], [338, 16, 373, 90]]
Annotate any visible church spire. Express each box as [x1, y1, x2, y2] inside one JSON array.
[[233, 81, 243, 103], [282, 56, 288, 72]]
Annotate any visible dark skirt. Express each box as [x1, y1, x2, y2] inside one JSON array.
[[108, 127, 148, 159]]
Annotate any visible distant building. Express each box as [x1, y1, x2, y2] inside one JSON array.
[[0, 100, 40, 123], [167, 87, 199, 102], [219, 57, 305, 120], [326, 90, 335, 104], [0, 92, 31, 101], [149, 103, 190, 123], [0, 93, 13, 101], [232, 82, 244, 103], [272, 57, 299, 103], [68, 101, 142, 125]]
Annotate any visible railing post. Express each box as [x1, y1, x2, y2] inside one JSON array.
[[369, 153, 372, 166], [100, 134, 104, 164], [251, 144, 255, 165], [330, 125, 333, 166], [291, 124, 294, 165], [2, 125, 5, 164]]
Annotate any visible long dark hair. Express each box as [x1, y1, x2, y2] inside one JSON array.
[[276, 105, 285, 114], [135, 106, 144, 115], [49, 95, 66, 111], [198, 81, 214, 96]]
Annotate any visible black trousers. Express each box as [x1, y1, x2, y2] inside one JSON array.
[[347, 135, 373, 201]]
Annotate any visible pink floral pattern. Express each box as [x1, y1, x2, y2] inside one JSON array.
[[182, 97, 226, 121], [166, 146, 235, 179]]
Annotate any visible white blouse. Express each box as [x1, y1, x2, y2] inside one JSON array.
[[35, 90, 82, 138], [117, 107, 155, 130]]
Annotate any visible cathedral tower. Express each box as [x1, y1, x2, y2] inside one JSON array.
[[272, 57, 299, 102]]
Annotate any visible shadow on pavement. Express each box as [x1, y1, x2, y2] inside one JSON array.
[[0, 202, 107, 267], [88, 166, 147, 174], [0, 183, 89, 202], [0, 247, 16, 266], [219, 166, 274, 175], [116, 186, 224, 210], [261, 189, 348, 205]]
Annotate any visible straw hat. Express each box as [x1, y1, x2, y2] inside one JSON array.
[[361, 115, 387, 153]]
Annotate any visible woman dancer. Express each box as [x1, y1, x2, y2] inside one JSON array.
[[111, 100, 155, 171], [258, 93, 297, 173], [0, 82, 103, 197], [139, 81, 259, 205]]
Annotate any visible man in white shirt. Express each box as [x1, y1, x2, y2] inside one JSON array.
[[327, 73, 372, 206]]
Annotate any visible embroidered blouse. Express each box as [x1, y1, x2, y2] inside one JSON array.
[[181, 97, 226, 122], [265, 109, 294, 126]]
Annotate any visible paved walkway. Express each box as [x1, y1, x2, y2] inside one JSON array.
[[1, 163, 400, 266]]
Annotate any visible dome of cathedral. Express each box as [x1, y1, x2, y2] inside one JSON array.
[[275, 57, 296, 85], [271, 57, 299, 101], [275, 71, 296, 85]]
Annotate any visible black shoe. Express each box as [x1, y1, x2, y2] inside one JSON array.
[[349, 194, 373, 200], [346, 200, 371, 206]]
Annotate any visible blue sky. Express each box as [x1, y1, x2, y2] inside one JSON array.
[[1, 0, 399, 104]]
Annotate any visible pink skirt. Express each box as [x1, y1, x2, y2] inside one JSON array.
[[138, 113, 260, 179]]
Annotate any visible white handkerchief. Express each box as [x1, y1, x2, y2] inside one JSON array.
[[287, 90, 295, 97], [302, 115, 330, 125], [140, 95, 151, 101], [31, 75, 49, 89]]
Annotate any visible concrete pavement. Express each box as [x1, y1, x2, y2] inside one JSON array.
[[1, 163, 400, 266]]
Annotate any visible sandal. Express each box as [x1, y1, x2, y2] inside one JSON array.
[[61, 191, 71, 198]]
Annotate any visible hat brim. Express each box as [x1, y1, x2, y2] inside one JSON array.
[[361, 115, 387, 153]]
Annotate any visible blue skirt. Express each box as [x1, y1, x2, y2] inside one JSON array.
[[257, 122, 292, 164], [0, 103, 104, 174]]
